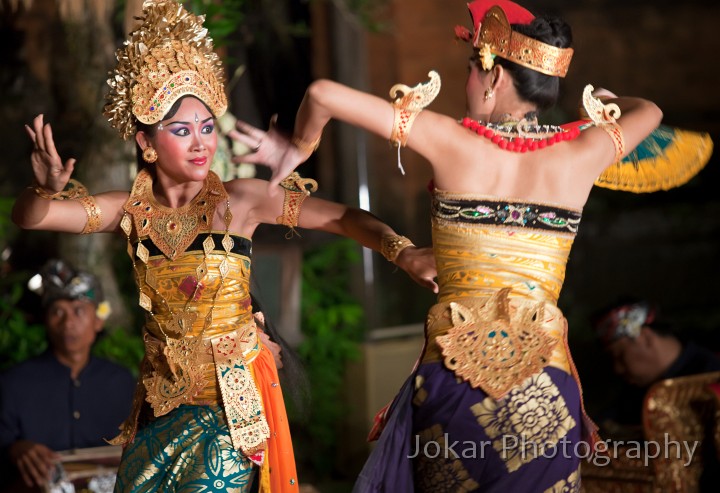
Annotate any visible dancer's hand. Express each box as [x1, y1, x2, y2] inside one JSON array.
[[9, 439, 58, 487], [24, 114, 76, 194], [395, 246, 438, 293], [229, 117, 309, 193]]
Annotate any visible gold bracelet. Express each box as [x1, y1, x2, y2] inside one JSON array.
[[291, 134, 321, 155], [380, 234, 415, 262], [32, 179, 89, 200], [77, 195, 102, 234]]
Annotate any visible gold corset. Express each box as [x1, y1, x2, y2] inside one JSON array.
[[137, 239, 255, 404], [424, 190, 583, 398], [139, 247, 253, 340]]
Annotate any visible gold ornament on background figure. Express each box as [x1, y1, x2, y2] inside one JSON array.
[[484, 87, 494, 101], [105, 0, 228, 140], [143, 146, 158, 163]]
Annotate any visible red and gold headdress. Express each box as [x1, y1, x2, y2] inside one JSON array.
[[455, 0, 573, 78], [104, 0, 227, 139]]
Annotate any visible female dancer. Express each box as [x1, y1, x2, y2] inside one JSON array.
[[11, 1, 436, 491], [233, 0, 667, 490]]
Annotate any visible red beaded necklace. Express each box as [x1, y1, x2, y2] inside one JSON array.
[[461, 117, 582, 152]]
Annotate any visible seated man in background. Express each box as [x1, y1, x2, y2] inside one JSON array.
[[0, 260, 136, 490], [593, 298, 720, 438]]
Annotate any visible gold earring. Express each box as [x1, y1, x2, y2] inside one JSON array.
[[484, 87, 494, 101], [143, 146, 157, 163]]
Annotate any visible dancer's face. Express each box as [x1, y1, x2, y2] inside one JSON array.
[[142, 96, 218, 184]]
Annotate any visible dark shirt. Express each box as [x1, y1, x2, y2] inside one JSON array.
[[603, 341, 720, 428], [0, 351, 136, 486]]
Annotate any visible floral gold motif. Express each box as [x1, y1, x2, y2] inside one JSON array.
[[471, 372, 576, 472], [436, 288, 558, 400]]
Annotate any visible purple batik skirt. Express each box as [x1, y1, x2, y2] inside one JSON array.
[[354, 362, 584, 493]]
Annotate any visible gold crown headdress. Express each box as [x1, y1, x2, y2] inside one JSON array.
[[456, 1, 573, 78], [104, 0, 228, 140]]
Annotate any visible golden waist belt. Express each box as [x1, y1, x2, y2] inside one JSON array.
[[422, 288, 571, 400], [143, 321, 269, 457]]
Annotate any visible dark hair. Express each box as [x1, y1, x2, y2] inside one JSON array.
[[493, 16, 573, 111], [134, 95, 215, 172]]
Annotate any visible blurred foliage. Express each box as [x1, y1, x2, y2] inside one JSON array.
[[93, 325, 145, 376], [295, 238, 364, 477], [0, 278, 47, 371], [182, 0, 246, 48]]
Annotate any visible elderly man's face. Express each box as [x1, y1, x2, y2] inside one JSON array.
[[45, 299, 102, 358], [606, 330, 658, 387]]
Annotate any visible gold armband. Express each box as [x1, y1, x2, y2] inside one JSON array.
[[582, 84, 626, 163], [76, 195, 102, 234], [380, 234, 415, 262], [291, 134, 321, 156], [33, 179, 88, 200], [276, 172, 319, 237], [389, 71, 441, 148]]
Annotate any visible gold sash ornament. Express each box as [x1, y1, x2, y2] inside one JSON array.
[[436, 288, 558, 400], [212, 328, 270, 459]]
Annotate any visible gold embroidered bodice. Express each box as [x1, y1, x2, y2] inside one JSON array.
[[138, 237, 253, 341], [424, 190, 583, 398], [431, 190, 581, 305], [136, 234, 254, 403]]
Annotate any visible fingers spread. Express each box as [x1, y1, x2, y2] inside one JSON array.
[[43, 122, 58, 157]]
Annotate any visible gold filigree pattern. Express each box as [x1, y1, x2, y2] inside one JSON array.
[[471, 372, 576, 473], [276, 172, 318, 236], [389, 71, 441, 148], [582, 85, 625, 163], [143, 360, 205, 416], [413, 424, 480, 492], [543, 468, 580, 493], [475, 6, 573, 77], [436, 288, 558, 400], [212, 330, 270, 457], [124, 169, 227, 259]]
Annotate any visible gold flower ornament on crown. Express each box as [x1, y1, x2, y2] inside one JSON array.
[[475, 6, 573, 77], [104, 0, 227, 140]]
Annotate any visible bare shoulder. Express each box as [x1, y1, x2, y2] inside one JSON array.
[[223, 178, 271, 207]]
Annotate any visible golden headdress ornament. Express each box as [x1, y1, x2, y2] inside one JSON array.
[[104, 0, 227, 140], [456, 0, 573, 78]]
